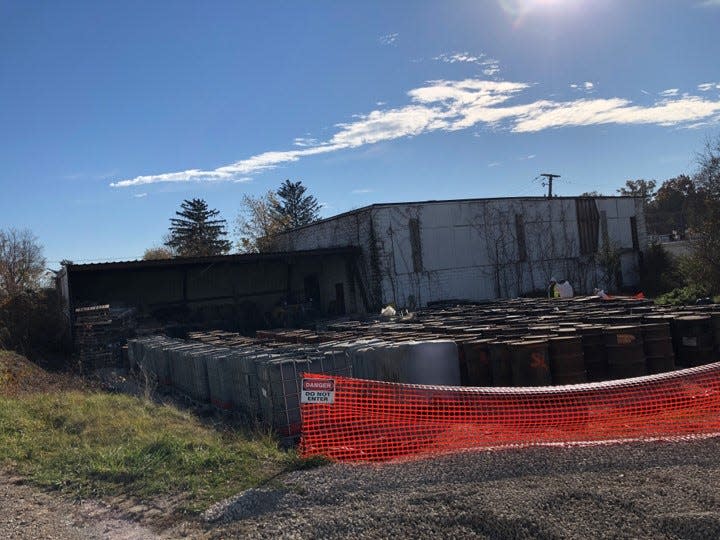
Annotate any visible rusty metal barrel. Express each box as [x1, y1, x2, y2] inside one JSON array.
[[463, 339, 493, 386], [641, 322, 675, 374], [456, 339, 471, 385], [508, 339, 552, 386], [549, 336, 587, 385], [671, 315, 715, 367], [578, 325, 608, 382], [489, 341, 513, 386], [603, 325, 647, 380]]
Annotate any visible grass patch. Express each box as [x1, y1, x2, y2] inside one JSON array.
[[0, 352, 319, 514]]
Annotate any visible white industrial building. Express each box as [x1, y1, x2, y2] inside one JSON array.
[[274, 196, 646, 311]]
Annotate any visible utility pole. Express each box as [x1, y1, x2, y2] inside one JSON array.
[[539, 173, 561, 198]]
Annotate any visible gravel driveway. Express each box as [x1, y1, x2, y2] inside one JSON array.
[[206, 436, 720, 539]]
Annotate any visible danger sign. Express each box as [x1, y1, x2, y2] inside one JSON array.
[[301, 378, 335, 404]]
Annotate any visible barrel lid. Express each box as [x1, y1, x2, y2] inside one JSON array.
[[467, 338, 494, 345], [605, 325, 641, 331], [510, 339, 548, 347], [675, 314, 711, 321], [641, 322, 670, 329]]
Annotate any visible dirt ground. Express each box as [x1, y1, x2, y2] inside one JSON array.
[[0, 469, 211, 540], [3, 436, 720, 539], [0, 350, 84, 397]]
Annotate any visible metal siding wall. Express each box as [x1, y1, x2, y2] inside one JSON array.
[[277, 198, 643, 307]]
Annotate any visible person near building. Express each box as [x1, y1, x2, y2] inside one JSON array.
[[548, 277, 574, 299], [547, 277, 559, 299]]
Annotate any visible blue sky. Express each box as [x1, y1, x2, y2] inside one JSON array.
[[2, 0, 720, 267]]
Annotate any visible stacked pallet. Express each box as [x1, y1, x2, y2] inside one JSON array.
[[74, 305, 136, 373]]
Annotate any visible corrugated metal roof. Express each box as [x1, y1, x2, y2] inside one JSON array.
[[66, 246, 360, 272]]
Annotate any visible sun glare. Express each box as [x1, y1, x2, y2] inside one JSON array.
[[498, 0, 575, 18]]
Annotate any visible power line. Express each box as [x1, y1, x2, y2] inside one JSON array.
[[539, 173, 561, 198]]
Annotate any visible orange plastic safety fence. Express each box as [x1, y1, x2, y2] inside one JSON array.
[[300, 362, 720, 462]]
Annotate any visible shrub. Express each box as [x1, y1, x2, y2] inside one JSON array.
[[640, 243, 683, 297], [0, 289, 70, 366], [655, 284, 711, 306]]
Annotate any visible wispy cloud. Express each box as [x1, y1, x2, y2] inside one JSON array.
[[698, 0, 720, 6], [133, 192, 147, 198], [293, 137, 318, 147], [434, 52, 500, 76], [698, 82, 720, 91], [488, 161, 501, 168], [111, 77, 720, 188], [659, 88, 679, 97], [570, 81, 595, 93], [379, 33, 398, 45], [351, 188, 374, 194]]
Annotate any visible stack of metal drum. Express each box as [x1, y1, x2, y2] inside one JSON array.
[[127, 297, 720, 437]]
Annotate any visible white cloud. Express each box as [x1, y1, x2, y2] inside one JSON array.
[[488, 161, 501, 167], [510, 96, 720, 133], [111, 77, 720, 187], [698, 82, 720, 91], [434, 52, 500, 76], [133, 192, 147, 198], [379, 33, 398, 45], [570, 81, 595, 93], [698, 0, 720, 6], [659, 88, 679, 97], [483, 66, 500, 76], [351, 188, 374, 194], [293, 137, 317, 147]]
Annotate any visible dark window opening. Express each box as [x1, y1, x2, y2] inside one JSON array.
[[575, 198, 600, 255], [630, 217, 639, 250]]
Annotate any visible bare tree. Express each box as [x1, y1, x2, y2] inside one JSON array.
[[143, 246, 175, 260], [617, 179, 657, 201], [0, 228, 46, 297], [235, 191, 290, 253]]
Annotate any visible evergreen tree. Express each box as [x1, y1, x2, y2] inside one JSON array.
[[271, 180, 320, 230], [165, 199, 232, 256]]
